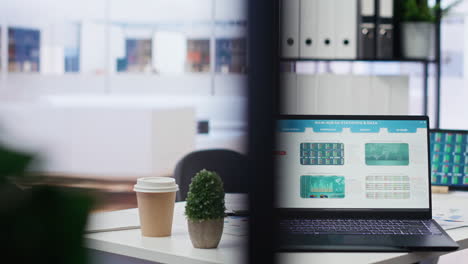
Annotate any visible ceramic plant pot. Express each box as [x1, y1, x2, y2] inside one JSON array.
[[401, 22, 435, 59], [187, 218, 224, 249]]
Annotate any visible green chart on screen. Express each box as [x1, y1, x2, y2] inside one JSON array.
[[365, 143, 409, 166]]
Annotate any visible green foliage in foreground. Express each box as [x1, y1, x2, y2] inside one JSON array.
[[0, 143, 93, 264]]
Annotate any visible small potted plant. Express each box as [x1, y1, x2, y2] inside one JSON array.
[[185, 169, 225, 249], [400, 0, 462, 59]]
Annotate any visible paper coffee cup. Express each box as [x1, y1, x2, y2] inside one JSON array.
[[134, 177, 179, 237]]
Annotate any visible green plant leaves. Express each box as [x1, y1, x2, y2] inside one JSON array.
[[0, 145, 34, 184], [185, 169, 226, 221], [0, 185, 94, 264], [0, 142, 94, 264], [401, 0, 437, 22], [400, 0, 463, 22]]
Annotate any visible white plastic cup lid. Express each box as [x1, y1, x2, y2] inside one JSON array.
[[134, 177, 179, 193]]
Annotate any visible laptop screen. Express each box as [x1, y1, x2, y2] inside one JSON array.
[[275, 117, 430, 209]]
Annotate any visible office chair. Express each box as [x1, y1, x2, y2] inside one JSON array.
[[174, 149, 248, 201]]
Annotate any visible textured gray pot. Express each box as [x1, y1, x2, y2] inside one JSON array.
[[401, 22, 435, 59], [188, 218, 224, 249]]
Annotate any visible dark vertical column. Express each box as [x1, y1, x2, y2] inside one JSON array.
[[374, 0, 379, 59], [247, 0, 279, 263], [423, 61, 428, 116], [435, 0, 441, 128]]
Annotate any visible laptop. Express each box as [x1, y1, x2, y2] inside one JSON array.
[[275, 115, 459, 251]]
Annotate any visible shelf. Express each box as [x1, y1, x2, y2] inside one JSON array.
[[280, 58, 437, 63]]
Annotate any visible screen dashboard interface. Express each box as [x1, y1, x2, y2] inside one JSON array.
[[430, 131, 468, 187], [275, 119, 430, 209]]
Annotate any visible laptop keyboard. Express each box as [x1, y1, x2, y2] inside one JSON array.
[[280, 219, 442, 235]]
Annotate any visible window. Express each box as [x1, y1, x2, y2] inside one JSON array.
[[8, 27, 40, 72], [117, 39, 153, 73], [186, 39, 210, 73], [64, 23, 81, 73], [215, 37, 247, 74]]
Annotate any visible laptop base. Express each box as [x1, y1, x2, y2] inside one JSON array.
[[278, 220, 459, 252]]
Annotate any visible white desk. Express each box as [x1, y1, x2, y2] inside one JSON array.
[[85, 192, 468, 264], [85, 202, 247, 264]]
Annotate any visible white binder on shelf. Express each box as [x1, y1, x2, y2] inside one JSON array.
[[315, 0, 336, 59], [280, 73, 298, 114], [386, 76, 409, 114], [335, 0, 358, 59], [365, 75, 408, 115], [370, 76, 392, 114], [294, 74, 409, 115], [349, 75, 372, 114], [300, 0, 318, 58], [331, 75, 352, 114], [378, 0, 394, 22], [281, 0, 300, 58], [297, 74, 318, 114], [315, 75, 351, 114]]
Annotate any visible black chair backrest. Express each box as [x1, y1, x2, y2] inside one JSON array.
[[174, 149, 248, 201]]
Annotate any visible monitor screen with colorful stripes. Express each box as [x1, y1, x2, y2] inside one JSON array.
[[430, 130, 468, 187]]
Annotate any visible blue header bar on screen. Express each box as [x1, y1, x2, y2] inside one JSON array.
[[277, 120, 427, 133]]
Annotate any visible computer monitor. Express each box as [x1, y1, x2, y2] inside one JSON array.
[[430, 129, 468, 187]]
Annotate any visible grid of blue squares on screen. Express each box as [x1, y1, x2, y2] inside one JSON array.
[[430, 131, 468, 186]]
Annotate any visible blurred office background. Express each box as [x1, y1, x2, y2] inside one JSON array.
[[0, 0, 247, 210], [2, 0, 468, 209]]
